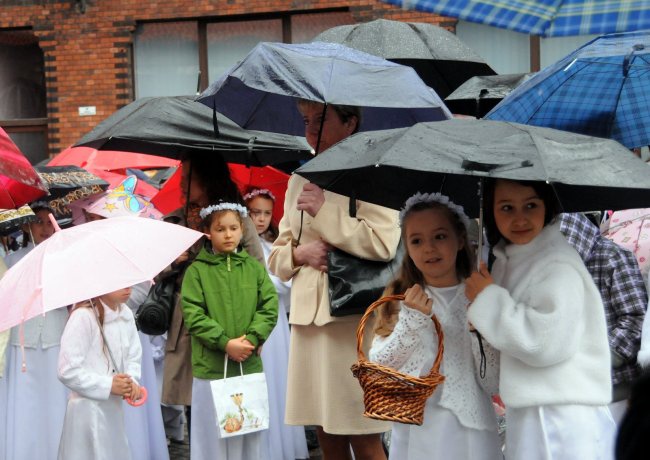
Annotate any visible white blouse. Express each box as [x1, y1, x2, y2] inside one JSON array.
[[370, 284, 499, 431]]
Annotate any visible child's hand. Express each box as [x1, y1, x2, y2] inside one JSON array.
[[257, 344, 264, 356], [110, 373, 132, 397], [465, 262, 494, 302], [125, 381, 141, 401], [403, 285, 433, 315], [226, 335, 255, 362]]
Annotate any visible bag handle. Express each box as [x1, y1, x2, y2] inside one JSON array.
[[356, 294, 444, 382], [222, 357, 245, 380]]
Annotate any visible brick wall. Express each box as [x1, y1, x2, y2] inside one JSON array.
[[0, 0, 454, 155]]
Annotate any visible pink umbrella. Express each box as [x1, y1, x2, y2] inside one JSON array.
[[602, 208, 650, 281], [69, 175, 163, 225], [0, 216, 203, 332]]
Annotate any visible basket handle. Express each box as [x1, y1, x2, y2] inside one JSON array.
[[356, 294, 445, 381]]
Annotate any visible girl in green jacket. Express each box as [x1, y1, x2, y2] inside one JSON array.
[[181, 201, 278, 460]]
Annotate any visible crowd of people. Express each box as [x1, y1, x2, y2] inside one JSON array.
[[0, 98, 648, 460]]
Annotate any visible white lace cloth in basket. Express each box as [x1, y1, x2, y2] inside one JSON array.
[[369, 284, 499, 431]]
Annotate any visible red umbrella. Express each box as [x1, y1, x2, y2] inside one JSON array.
[[49, 146, 179, 172], [150, 167, 183, 215], [229, 164, 289, 227], [151, 164, 290, 225], [0, 127, 48, 208]]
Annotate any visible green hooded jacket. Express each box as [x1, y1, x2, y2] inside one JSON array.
[[181, 247, 278, 379]]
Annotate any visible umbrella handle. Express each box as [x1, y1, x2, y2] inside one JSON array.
[[48, 213, 61, 232], [125, 386, 148, 407]]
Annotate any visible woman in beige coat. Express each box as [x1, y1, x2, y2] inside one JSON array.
[[269, 101, 400, 460]]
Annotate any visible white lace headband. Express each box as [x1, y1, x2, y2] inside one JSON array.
[[243, 189, 276, 202], [399, 192, 471, 231], [200, 202, 249, 220]]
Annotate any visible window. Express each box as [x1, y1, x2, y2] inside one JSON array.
[[133, 10, 354, 99], [0, 29, 47, 163]]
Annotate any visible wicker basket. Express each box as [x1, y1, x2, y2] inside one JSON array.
[[351, 294, 445, 426]]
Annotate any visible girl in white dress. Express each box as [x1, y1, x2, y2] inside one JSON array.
[[57, 287, 143, 460], [0, 203, 68, 460], [370, 193, 501, 460], [244, 188, 309, 460], [466, 179, 615, 460]]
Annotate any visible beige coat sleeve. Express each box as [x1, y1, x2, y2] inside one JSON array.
[[269, 175, 400, 326]]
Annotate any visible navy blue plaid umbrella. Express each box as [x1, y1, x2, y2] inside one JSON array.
[[383, 0, 650, 37], [486, 30, 650, 149]]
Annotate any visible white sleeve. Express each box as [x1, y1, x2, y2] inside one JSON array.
[[58, 309, 113, 400], [369, 303, 435, 377], [468, 264, 585, 367]]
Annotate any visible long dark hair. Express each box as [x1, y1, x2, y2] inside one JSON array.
[[180, 153, 243, 204], [483, 178, 560, 247], [374, 200, 475, 337]]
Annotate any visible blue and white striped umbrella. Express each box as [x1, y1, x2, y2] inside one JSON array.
[[384, 0, 650, 37], [486, 30, 650, 149]]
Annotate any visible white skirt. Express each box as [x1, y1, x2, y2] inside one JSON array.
[[191, 378, 268, 460], [0, 344, 68, 460], [123, 331, 170, 460], [389, 389, 501, 460], [58, 394, 131, 460], [506, 404, 616, 460], [261, 305, 309, 460]]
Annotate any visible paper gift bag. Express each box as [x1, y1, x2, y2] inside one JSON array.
[[210, 359, 269, 438]]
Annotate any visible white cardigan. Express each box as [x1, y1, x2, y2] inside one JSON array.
[[370, 284, 499, 431], [468, 222, 611, 409]]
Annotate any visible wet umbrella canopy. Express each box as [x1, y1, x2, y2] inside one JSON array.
[[313, 19, 495, 98], [75, 96, 312, 166], [197, 41, 451, 136], [445, 73, 533, 118], [296, 119, 650, 216]]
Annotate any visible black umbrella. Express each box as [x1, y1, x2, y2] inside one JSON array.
[[445, 73, 533, 118], [295, 119, 650, 217], [313, 19, 496, 99], [74, 96, 312, 166]]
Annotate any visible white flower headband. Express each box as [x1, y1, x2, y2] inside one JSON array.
[[399, 192, 472, 231], [199, 202, 249, 220], [243, 188, 276, 202]]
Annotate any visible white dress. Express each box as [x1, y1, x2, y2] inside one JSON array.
[[0, 246, 69, 460], [57, 301, 142, 460], [124, 282, 170, 460], [259, 238, 309, 460], [370, 284, 501, 460]]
